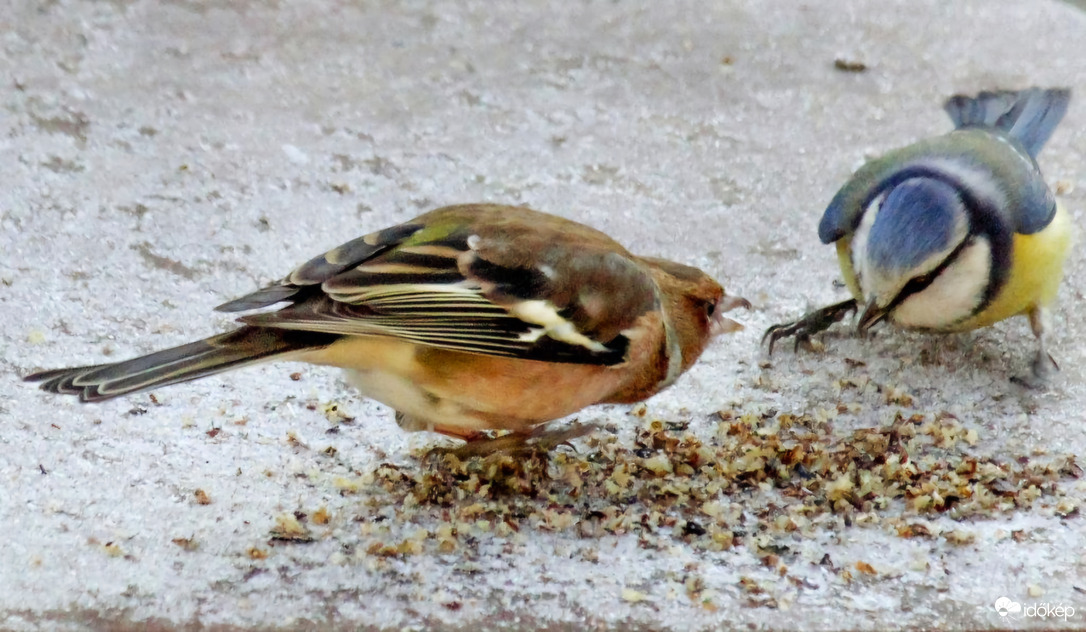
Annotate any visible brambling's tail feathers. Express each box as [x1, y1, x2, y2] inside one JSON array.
[[23, 327, 337, 402], [215, 284, 304, 312], [944, 87, 1071, 157]]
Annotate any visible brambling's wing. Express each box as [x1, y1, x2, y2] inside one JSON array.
[[219, 205, 661, 365]]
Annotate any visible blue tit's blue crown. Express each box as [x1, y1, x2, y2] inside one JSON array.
[[867, 178, 964, 274]]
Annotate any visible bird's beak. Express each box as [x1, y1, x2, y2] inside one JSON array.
[[712, 294, 752, 335], [857, 299, 888, 334]]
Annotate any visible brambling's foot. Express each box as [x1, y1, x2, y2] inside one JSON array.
[[762, 298, 858, 354], [437, 421, 600, 458], [524, 420, 600, 452]]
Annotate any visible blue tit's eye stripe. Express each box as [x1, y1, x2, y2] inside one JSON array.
[[894, 160, 1013, 312], [881, 236, 973, 317]]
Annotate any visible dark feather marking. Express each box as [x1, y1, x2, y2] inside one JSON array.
[[420, 231, 472, 252], [380, 251, 462, 270], [323, 270, 465, 293], [528, 334, 629, 365], [215, 284, 301, 313], [466, 257, 550, 300], [289, 223, 424, 285]]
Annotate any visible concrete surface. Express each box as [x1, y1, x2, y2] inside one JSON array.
[[2, 0, 1085, 630]]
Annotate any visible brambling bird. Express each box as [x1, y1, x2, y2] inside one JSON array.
[[764, 87, 1072, 385], [25, 204, 749, 451]]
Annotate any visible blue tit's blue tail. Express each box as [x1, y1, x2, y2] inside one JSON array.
[[943, 87, 1071, 158]]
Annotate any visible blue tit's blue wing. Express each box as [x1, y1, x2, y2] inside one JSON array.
[[944, 87, 1071, 158], [819, 165, 875, 244], [941, 129, 1058, 235], [824, 88, 1067, 244], [818, 146, 942, 244], [819, 127, 1058, 243]]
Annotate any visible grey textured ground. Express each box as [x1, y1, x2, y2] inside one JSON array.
[[3, 0, 1086, 630]]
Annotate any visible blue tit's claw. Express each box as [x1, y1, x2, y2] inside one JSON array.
[[1010, 374, 1046, 389], [1034, 351, 1059, 377], [1011, 351, 1059, 389], [762, 299, 858, 355]]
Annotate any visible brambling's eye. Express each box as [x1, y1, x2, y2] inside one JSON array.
[[706, 300, 717, 318]]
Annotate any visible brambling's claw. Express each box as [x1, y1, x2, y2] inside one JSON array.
[[526, 421, 600, 452], [437, 421, 600, 459], [443, 433, 529, 458]]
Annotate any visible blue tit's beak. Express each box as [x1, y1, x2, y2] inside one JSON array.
[[857, 299, 889, 334]]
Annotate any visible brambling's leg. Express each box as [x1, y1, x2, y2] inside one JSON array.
[[394, 412, 493, 445], [395, 410, 439, 434], [525, 420, 600, 451], [1012, 306, 1058, 388], [438, 421, 600, 458], [762, 298, 858, 354]]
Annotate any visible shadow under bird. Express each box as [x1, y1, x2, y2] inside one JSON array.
[[25, 204, 749, 452], [764, 87, 1072, 385]]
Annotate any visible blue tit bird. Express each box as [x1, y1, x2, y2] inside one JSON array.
[[764, 87, 1073, 384]]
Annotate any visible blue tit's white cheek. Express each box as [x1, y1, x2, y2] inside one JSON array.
[[851, 197, 913, 307], [891, 238, 991, 330], [849, 197, 890, 299]]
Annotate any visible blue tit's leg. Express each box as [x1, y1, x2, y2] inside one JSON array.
[[762, 298, 858, 354], [1028, 306, 1060, 378], [1012, 306, 1059, 387]]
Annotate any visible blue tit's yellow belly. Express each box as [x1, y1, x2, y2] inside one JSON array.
[[836, 240, 863, 302], [952, 201, 1072, 331]]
